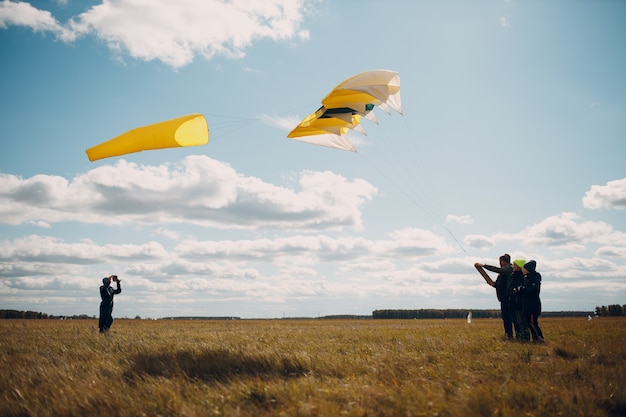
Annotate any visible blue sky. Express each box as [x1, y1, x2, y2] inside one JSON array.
[[1, 0, 625, 319]]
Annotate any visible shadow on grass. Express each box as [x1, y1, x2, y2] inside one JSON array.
[[124, 348, 309, 383]]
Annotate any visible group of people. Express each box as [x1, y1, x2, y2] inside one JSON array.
[[98, 257, 543, 338], [475, 254, 544, 343]]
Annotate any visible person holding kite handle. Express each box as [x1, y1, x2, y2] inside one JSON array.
[[474, 254, 517, 340], [99, 275, 122, 334]]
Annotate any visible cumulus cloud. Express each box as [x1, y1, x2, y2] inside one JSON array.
[[445, 214, 473, 225], [0, 0, 76, 40], [595, 246, 626, 258], [0, 0, 312, 68], [175, 228, 453, 267], [0, 155, 376, 231], [583, 178, 626, 210], [464, 234, 495, 249], [462, 211, 626, 255], [520, 212, 616, 249], [0, 225, 458, 315], [388, 228, 453, 256], [0, 230, 455, 283], [1, 220, 623, 317], [0, 235, 168, 265], [546, 256, 619, 278]]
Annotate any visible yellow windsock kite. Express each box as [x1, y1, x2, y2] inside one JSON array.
[[86, 113, 209, 162]]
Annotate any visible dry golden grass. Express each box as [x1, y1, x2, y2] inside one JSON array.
[[0, 317, 624, 417]]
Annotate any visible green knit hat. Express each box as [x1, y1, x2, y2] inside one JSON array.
[[513, 259, 526, 269]]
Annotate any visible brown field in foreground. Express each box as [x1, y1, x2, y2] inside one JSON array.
[[0, 317, 624, 417]]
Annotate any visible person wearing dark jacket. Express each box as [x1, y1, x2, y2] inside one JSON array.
[[99, 275, 121, 333], [510, 259, 526, 341], [515, 260, 544, 343], [478, 254, 516, 340]]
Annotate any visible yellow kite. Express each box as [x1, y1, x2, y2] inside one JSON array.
[[288, 70, 402, 151], [86, 113, 209, 162]]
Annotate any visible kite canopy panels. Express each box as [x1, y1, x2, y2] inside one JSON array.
[[288, 70, 402, 152]]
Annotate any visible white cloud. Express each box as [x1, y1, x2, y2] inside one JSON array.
[[545, 256, 625, 279], [445, 214, 473, 225], [259, 113, 302, 132], [0, 229, 455, 282], [464, 234, 495, 249], [520, 212, 617, 249], [465, 211, 626, 254], [1, 224, 623, 317], [155, 227, 182, 241], [595, 246, 626, 258], [0, 0, 76, 40], [174, 229, 452, 267], [0, 155, 376, 231], [0, 235, 168, 265], [499, 16, 510, 28], [388, 227, 453, 256], [0, 0, 312, 68], [583, 178, 626, 210], [0, 226, 461, 316]]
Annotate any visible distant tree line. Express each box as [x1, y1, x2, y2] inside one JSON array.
[[318, 315, 372, 320], [2, 307, 622, 320], [0, 310, 49, 319], [160, 316, 241, 320], [0, 310, 96, 320], [595, 305, 626, 317], [373, 309, 597, 319], [373, 309, 500, 319], [541, 311, 590, 318]]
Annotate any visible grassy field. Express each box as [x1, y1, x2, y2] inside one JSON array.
[[0, 317, 624, 417]]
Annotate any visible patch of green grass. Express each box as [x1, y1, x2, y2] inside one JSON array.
[[0, 318, 624, 416]]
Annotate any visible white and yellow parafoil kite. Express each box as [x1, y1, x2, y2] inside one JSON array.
[[287, 70, 402, 151], [86, 113, 209, 162]]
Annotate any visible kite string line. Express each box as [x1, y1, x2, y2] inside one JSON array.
[[393, 112, 466, 252], [205, 102, 319, 141], [205, 106, 465, 251], [355, 150, 443, 224], [360, 112, 465, 252], [361, 113, 446, 223], [397, 113, 446, 221], [203, 113, 263, 139]]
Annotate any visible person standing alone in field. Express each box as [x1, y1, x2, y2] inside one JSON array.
[[475, 254, 516, 340], [99, 275, 121, 334]]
